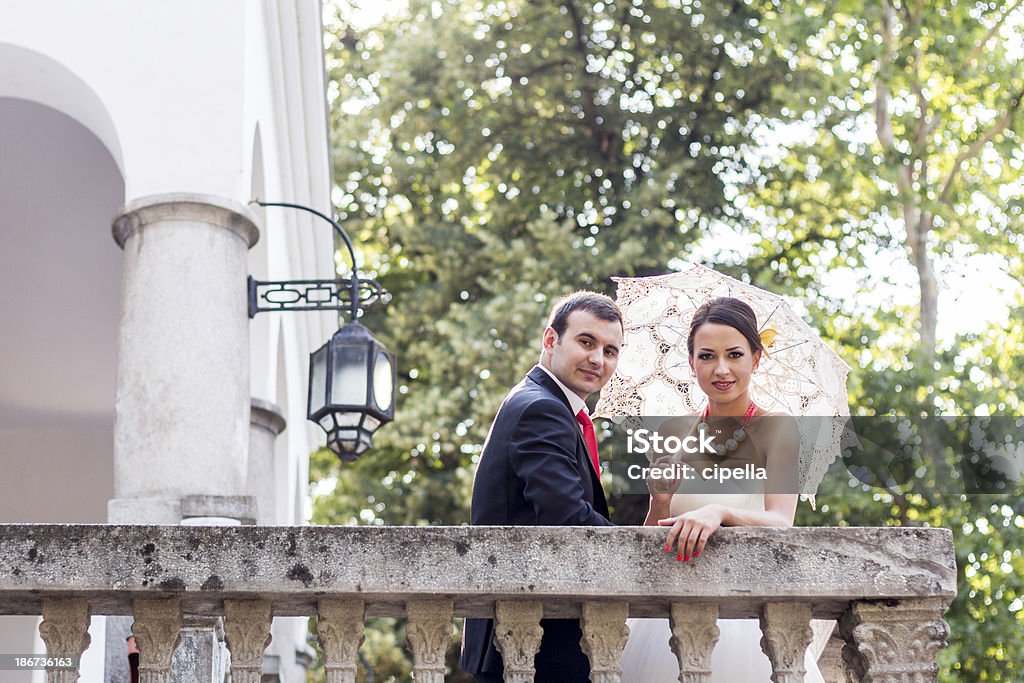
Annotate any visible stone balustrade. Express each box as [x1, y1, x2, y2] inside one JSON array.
[[0, 524, 956, 682]]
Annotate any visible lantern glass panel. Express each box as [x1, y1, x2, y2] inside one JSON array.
[[309, 345, 328, 415], [373, 351, 394, 412], [317, 414, 332, 432], [336, 412, 361, 427], [330, 345, 368, 406]]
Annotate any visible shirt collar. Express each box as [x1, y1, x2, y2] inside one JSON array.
[[538, 364, 588, 417]]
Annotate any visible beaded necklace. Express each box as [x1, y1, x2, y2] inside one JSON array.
[[699, 401, 758, 457]]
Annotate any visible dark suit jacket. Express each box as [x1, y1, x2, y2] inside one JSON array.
[[460, 366, 613, 683]]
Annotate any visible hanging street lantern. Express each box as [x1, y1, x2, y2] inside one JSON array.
[[307, 321, 395, 459], [248, 200, 395, 460]]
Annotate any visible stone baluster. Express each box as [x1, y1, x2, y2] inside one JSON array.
[[669, 603, 720, 683], [316, 599, 366, 683], [759, 603, 813, 683], [838, 598, 950, 682], [492, 601, 544, 683], [223, 600, 273, 683], [131, 599, 182, 683], [580, 602, 630, 683], [405, 599, 453, 683], [38, 598, 91, 683]]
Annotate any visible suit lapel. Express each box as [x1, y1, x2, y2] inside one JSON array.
[[527, 365, 604, 487]]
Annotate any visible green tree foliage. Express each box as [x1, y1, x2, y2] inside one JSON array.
[[317, 0, 807, 527], [752, 2, 1024, 679], [746, 0, 1024, 356], [311, 1, 1024, 680]]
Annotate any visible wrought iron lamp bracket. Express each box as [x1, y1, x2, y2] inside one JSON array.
[[247, 275, 389, 318], [248, 199, 389, 320]]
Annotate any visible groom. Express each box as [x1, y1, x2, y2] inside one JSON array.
[[460, 291, 623, 683]]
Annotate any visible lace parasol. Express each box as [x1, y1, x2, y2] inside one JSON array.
[[594, 264, 854, 501]]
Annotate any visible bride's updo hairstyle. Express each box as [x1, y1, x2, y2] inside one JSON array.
[[686, 297, 764, 359]]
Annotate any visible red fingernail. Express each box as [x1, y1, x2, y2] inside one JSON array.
[[664, 545, 671, 553], [676, 553, 682, 561], [695, 550, 700, 558], [684, 555, 690, 562]]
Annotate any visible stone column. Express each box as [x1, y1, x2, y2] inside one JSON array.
[[317, 599, 365, 683], [580, 602, 630, 683], [248, 399, 287, 524], [131, 599, 182, 683], [492, 601, 544, 683], [39, 598, 91, 683], [838, 598, 950, 682], [759, 603, 813, 683], [405, 600, 453, 683], [223, 600, 273, 683], [108, 194, 259, 524], [669, 603, 720, 683], [168, 616, 226, 683]]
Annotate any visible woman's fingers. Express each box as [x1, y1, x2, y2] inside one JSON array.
[[659, 515, 713, 562], [685, 525, 706, 561], [660, 516, 683, 554], [693, 527, 709, 558]]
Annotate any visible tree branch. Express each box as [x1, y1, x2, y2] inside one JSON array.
[[937, 86, 1024, 203], [562, 0, 617, 162], [959, 0, 1024, 72], [875, 2, 897, 152], [503, 59, 572, 82]]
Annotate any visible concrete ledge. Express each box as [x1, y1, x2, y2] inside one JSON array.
[[0, 525, 956, 619]]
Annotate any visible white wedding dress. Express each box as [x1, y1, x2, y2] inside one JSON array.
[[619, 492, 831, 682]]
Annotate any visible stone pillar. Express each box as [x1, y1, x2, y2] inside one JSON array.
[[39, 598, 91, 683], [104, 615, 135, 683], [759, 602, 813, 683], [108, 194, 259, 524], [169, 616, 226, 683], [131, 599, 182, 683], [248, 399, 287, 525], [223, 600, 273, 683], [492, 601, 544, 683], [838, 598, 950, 682], [580, 602, 630, 683], [317, 599, 365, 683], [669, 603, 720, 683], [405, 600, 453, 683]]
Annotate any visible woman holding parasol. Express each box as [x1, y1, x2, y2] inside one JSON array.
[[598, 267, 849, 681]]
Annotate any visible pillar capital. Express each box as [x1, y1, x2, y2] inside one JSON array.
[[113, 193, 259, 249], [251, 399, 287, 436]]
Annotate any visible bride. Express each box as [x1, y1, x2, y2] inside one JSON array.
[[619, 297, 828, 682]]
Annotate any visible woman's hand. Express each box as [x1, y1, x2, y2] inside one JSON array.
[[658, 504, 724, 561]]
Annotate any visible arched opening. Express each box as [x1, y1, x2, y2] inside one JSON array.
[[0, 48, 125, 680], [0, 97, 123, 522]]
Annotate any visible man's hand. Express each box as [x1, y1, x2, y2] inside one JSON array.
[[645, 455, 684, 496]]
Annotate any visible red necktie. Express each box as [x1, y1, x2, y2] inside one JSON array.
[[576, 409, 600, 475]]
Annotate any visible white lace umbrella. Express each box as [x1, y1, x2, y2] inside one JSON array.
[[594, 264, 853, 498]]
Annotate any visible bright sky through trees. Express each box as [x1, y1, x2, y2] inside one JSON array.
[[327, 0, 1021, 346]]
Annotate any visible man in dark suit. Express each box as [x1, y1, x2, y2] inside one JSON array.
[[460, 291, 623, 683]]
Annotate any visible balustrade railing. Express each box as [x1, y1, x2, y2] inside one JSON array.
[[0, 524, 956, 682]]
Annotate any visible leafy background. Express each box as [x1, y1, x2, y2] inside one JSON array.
[[306, 1, 1024, 680]]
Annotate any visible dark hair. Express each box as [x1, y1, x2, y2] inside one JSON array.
[[547, 290, 623, 336], [686, 297, 763, 357]]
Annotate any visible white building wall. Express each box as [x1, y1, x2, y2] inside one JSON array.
[[0, 1, 335, 680]]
